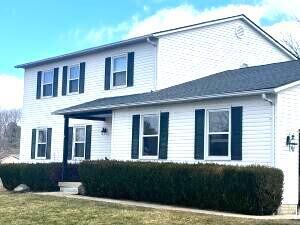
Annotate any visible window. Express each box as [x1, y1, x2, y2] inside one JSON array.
[[69, 65, 80, 93], [112, 55, 127, 87], [36, 129, 47, 158], [208, 110, 230, 158], [42, 70, 54, 97], [73, 126, 85, 158], [142, 115, 159, 157]]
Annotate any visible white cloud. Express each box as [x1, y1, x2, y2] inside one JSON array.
[[0, 75, 23, 110], [125, 1, 300, 38], [62, 0, 300, 48]]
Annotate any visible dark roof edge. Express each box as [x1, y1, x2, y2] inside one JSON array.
[[241, 14, 297, 59], [54, 88, 274, 116], [15, 35, 154, 69]]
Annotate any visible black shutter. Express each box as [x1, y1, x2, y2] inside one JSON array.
[[62, 66, 68, 96], [67, 127, 73, 160], [159, 112, 169, 159], [85, 125, 92, 160], [127, 52, 134, 87], [231, 106, 243, 160], [36, 71, 42, 99], [104, 57, 111, 90], [46, 128, 52, 159], [79, 62, 85, 94], [31, 129, 36, 159], [195, 109, 205, 159], [53, 68, 59, 97], [131, 115, 140, 159]]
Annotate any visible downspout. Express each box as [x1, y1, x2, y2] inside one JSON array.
[[262, 93, 276, 167], [147, 37, 158, 91]]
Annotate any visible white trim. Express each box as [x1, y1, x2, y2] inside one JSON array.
[[139, 114, 160, 160], [72, 125, 86, 160], [41, 69, 54, 98], [35, 128, 47, 160], [68, 64, 80, 94], [205, 108, 231, 161], [274, 80, 300, 93], [111, 54, 127, 89], [55, 89, 274, 115]]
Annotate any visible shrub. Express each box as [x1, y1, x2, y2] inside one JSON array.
[[79, 160, 283, 215], [0, 163, 79, 192]]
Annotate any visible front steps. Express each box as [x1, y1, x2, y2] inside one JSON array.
[[58, 182, 82, 194]]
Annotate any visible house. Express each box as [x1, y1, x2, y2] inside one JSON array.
[[15, 14, 300, 214]]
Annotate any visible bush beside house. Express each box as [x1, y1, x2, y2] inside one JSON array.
[[79, 160, 283, 215], [0, 163, 79, 191]]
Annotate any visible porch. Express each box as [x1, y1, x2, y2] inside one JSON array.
[[61, 110, 112, 181]]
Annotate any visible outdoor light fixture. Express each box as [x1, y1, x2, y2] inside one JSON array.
[[101, 127, 108, 135], [286, 134, 297, 152]]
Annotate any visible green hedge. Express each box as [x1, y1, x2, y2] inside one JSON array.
[[79, 161, 283, 215], [0, 163, 79, 192]]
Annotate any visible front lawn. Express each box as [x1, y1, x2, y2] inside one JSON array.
[[0, 192, 298, 225]]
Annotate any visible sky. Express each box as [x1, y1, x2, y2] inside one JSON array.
[[0, 0, 299, 109]]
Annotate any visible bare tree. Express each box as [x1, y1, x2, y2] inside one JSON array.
[[282, 34, 300, 58], [281, 17, 300, 59], [0, 109, 21, 152]]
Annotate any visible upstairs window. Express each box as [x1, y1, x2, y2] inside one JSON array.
[[73, 126, 86, 158], [142, 114, 159, 158], [112, 55, 127, 87], [37, 129, 47, 158], [69, 65, 80, 93], [207, 109, 230, 158], [42, 70, 54, 97]]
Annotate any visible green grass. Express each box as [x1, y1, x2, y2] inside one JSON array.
[[0, 192, 298, 225]]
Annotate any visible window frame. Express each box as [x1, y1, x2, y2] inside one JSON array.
[[42, 69, 54, 98], [68, 64, 80, 94], [72, 125, 86, 160], [35, 128, 47, 159], [205, 108, 231, 161], [139, 114, 160, 160], [111, 54, 127, 89]]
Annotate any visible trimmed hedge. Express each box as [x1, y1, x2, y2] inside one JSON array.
[[79, 161, 283, 215], [0, 163, 79, 192]]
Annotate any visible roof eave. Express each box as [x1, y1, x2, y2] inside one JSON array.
[[54, 88, 275, 116], [15, 35, 155, 69]]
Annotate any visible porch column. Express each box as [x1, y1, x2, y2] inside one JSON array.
[[62, 116, 69, 181]]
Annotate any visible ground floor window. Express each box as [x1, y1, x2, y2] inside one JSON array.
[[36, 129, 47, 158], [207, 109, 230, 158], [73, 126, 86, 158], [141, 114, 159, 158]]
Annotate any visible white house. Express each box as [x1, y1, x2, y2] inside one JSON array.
[[16, 14, 300, 214]]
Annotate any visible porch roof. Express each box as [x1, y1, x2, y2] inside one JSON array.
[[54, 60, 300, 116]]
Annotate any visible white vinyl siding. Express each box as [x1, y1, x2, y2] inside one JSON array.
[[20, 42, 155, 163], [111, 95, 273, 165], [275, 84, 300, 205], [156, 19, 292, 90]]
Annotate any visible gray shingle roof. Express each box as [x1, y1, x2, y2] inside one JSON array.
[[55, 60, 300, 115]]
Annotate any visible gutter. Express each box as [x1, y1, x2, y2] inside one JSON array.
[[54, 88, 275, 115]]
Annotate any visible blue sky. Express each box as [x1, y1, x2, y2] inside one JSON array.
[[0, 0, 299, 109], [0, 0, 263, 77]]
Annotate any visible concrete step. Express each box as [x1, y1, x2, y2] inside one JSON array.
[[58, 182, 82, 194]]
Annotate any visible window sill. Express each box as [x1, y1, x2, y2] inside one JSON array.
[[109, 85, 128, 90], [67, 91, 80, 96], [204, 156, 231, 161]]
